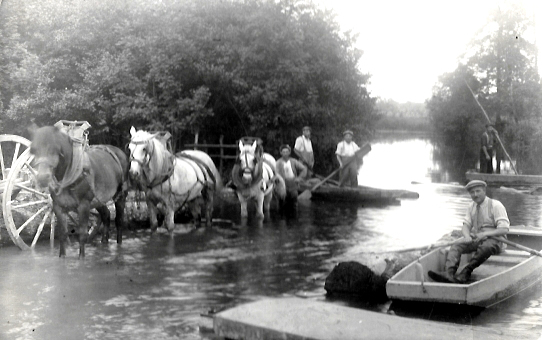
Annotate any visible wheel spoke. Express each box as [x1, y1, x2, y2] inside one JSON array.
[[13, 182, 49, 198], [31, 210, 51, 247], [13, 143, 21, 166], [16, 205, 49, 236], [0, 144, 4, 180], [10, 199, 49, 210]]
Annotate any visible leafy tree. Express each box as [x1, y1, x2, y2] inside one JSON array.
[[428, 2, 542, 174]]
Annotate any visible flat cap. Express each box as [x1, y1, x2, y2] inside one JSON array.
[[343, 130, 353, 136], [302, 126, 311, 131], [465, 180, 487, 191], [280, 144, 291, 152]]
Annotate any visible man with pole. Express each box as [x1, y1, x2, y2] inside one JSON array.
[[480, 123, 497, 174]]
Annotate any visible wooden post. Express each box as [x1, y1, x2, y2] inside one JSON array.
[[219, 135, 224, 174]]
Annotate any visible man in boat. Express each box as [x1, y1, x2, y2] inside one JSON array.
[[336, 130, 361, 187], [294, 126, 314, 179], [276, 144, 307, 209], [428, 180, 509, 284], [480, 124, 497, 174]]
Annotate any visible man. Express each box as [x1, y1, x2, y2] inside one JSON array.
[[480, 124, 497, 174], [294, 126, 314, 179], [428, 180, 509, 284], [276, 144, 307, 208], [336, 130, 361, 187]]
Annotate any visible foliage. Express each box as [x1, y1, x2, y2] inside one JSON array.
[[0, 0, 375, 170], [427, 2, 542, 174]]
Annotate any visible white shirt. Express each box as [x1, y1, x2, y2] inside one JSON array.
[[283, 160, 295, 179], [335, 141, 360, 157], [463, 197, 510, 231], [294, 136, 313, 152]]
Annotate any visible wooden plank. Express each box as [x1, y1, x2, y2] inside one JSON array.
[[213, 297, 533, 340]]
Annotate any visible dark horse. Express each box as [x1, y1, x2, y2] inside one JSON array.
[[29, 125, 128, 257]]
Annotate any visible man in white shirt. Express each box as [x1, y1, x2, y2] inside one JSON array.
[[428, 180, 509, 284], [276, 144, 307, 209], [294, 126, 314, 178], [335, 130, 361, 187]]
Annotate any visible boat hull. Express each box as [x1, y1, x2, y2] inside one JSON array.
[[386, 228, 542, 307], [466, 171, 542, 187]]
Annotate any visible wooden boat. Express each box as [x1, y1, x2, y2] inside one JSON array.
[[466, 171, 542, 187], [386, 228, 542, 307], [298, 183, 419, 204]]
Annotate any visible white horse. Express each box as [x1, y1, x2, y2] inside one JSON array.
[[232, 140, 286, 218], [128, 127, 222, 231]]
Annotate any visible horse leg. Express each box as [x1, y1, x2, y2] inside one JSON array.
[[96, 205, 111, 244], [148, 200, 159, 233], [54, 204, 68, 257], [77, 200, 91, 258], [205, 190, 214, 227], [255, 193, 265, 219], [188, 199, 202, 228], [114, 195, 126, 244], [236, 192, 249, 218], [263, 192, 272, 213], [165, 205, 175, 234]]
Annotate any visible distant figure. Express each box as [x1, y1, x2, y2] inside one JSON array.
[[480, 124, 498, 174], [294, 126, 314, 179], [336, 130, 360, 187], [428, 180, 509, 284], [276, 144, 307, 210]]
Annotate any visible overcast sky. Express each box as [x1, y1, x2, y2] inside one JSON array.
[[317, 0, 542, 103]]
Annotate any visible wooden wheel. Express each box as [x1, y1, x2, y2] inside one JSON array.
[[2, 147, 55, 250]]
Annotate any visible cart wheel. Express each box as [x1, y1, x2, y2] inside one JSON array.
[[2, 149, 54, 250]]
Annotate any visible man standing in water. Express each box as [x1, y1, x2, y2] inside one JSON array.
[[480, 124, 497, 173], [428, 180, 509, 284], [336, 130, 361, 187], [294, 126, 314, 179], [276, 144, 307, 210]]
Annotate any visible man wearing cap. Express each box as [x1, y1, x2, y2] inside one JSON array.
[[480, 124, 497, 173], [428, 180, 509, 284], [336, 130, 361, 187], [276, 144, 307, 208], [294, 126, 314, 179]]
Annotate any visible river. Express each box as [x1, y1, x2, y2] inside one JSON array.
[[0, 134, 541, 339]]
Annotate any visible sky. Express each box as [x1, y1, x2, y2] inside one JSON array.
[[317, 0, 542, 103]]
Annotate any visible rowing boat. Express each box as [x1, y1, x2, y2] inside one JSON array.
[[465, 171, 542, 187], [385, 228, 542, 307]]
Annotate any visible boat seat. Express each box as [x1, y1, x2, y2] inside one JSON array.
[[485, 250, 530, 265]]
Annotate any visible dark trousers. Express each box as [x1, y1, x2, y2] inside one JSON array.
[[445, 238, 501, 273], [281, 178, 299, 210], [480, 148, 494, 174], [339, 157, 358, 187]]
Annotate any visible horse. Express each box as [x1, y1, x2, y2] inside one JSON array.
[[127, 127, 222, 232], [231, 139, 286, 218], [28, 124, 128, 258]]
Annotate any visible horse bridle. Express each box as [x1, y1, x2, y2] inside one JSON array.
[[128, 138, 154, 168], [238, 150, 259, 175]]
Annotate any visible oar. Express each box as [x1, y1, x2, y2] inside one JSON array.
[[298, 143, 371, 200], [366, 237, 467, 254], [490, 236, 542, 257], [464, 80, 518, 174]]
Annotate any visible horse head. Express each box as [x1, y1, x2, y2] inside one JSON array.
[[128, 126, 171, 186], [236, 140, 263, 185], [29, 125, 71, 188]]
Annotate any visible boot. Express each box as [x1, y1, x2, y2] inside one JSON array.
[[454, 249, 493, 284], [428, 268, 457, 283]]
